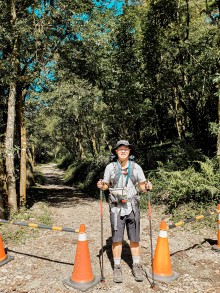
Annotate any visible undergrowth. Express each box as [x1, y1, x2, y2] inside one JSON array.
[[170, 202, 217, 231], [64, 157, 108, 195], [0, 203, 53, 244], [151, 157, 219, 213], [63, 155, 219, 225], [33, 167, 46, 185]]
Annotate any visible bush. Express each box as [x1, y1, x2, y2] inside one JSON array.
[[57, 154, 75, 170], [151, 157, 220, 212], [62, 155, 219, 211], [64, 157, 108, 196], [140, 140, 205, 172]]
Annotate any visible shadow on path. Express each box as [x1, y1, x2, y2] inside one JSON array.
[[170, 239, 215, 256], [27, 163, 97, 208], [98, 237, 133, 271], [7, 248, 73, 266]]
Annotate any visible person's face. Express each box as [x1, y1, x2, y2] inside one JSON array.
[[115, 145, 130, 161]]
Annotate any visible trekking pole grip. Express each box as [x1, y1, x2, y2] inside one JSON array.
[[146, 178, 152, 192]]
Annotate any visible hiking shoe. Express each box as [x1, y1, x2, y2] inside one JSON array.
[[113, 265, 123, 283], [132, 263, 144, 282]]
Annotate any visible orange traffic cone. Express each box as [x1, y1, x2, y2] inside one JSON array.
[[0, 234, 14, 267], [212, 204, 220, 252], [146, 221, 179, 283], [63, 224, 101, 292]]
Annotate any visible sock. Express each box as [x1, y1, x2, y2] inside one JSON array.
[[132, 256, 140, 265], [114, 257, 121, 266]]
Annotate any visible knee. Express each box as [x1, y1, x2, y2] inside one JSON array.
[[130, 241, 139, 248], [112, 242, 122, 249]]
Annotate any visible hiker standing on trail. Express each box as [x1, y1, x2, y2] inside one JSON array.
[[97, 140, 152, 283]]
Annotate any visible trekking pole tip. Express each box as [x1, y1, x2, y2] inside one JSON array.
[[150, 282, 158, 291]]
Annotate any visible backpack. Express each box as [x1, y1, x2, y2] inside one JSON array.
[[108, 157, 140, 206], [111, 158, 137, 188]]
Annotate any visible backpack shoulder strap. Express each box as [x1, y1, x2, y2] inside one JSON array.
[[112, 161, 137, 187], [112, 161, 121, 187], [129, 161, 137, 186]]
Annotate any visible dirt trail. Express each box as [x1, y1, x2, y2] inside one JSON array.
[[0, 163, 220, 293]]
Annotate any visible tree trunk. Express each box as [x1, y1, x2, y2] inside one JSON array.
[[4, 0, 19, 213], [174, 88, 185, 140], [17, 88, 27, 207], [5, 82, 17, 212], [31, 143, 35, 167], [78, 139, 86, 160], [217, 90, 220, 168], [0, 100, 7, 217], [0, 152, 5, 218], [20, 124, 27, 206], [75, 118, 86, 160], [91, 134, 98, 158], [216, 15, 220, 168], [0, 193, 4, 218]]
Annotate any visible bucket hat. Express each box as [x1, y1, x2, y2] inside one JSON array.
[[111, 140, 134, 155]]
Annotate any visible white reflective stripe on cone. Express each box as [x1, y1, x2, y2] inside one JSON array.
[[218, 224, 220, 230], [78, 233, 87, 241], [159, 230, 167, 238]]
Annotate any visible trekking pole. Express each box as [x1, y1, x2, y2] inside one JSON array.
[[100, 185, 105, 283], [147, 180, 155, 288]]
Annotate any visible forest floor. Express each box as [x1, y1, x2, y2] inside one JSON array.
[[0, 163, 220, 293]]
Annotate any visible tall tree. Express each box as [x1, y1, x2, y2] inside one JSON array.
[[1, 0, 94, 212], [5, 0, 19, 212]]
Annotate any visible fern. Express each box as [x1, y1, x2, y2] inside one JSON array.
[[151, 157, 220, 211]]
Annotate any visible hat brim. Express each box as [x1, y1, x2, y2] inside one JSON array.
[[111, 144, 134, 155]]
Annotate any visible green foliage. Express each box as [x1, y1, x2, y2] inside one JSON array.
[[34, 203, 53, 226], [61, 153, 219, 214], [141, 140, 205, 172], [80, 159, 108, 193], [33, 169, 46, 185], [0, 204, 52, 243], [170, 202, 217, 227], [57, 154, 76, 170], [0, 226, 38, 245], [152, 157, 220, 212], [1, 0, 220, 218], [64, 157, 108, 195], [23, 0, 220, 167], [64, 161, 92, 185]]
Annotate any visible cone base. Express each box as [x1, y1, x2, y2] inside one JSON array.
[[212, 244, 220, 252], [0, 255, 14, 267], [63, 275, 101, 292], [146, 268, 180, 283]]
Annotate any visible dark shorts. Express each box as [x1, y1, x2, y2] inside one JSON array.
[[110, 208, 140, 243]]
